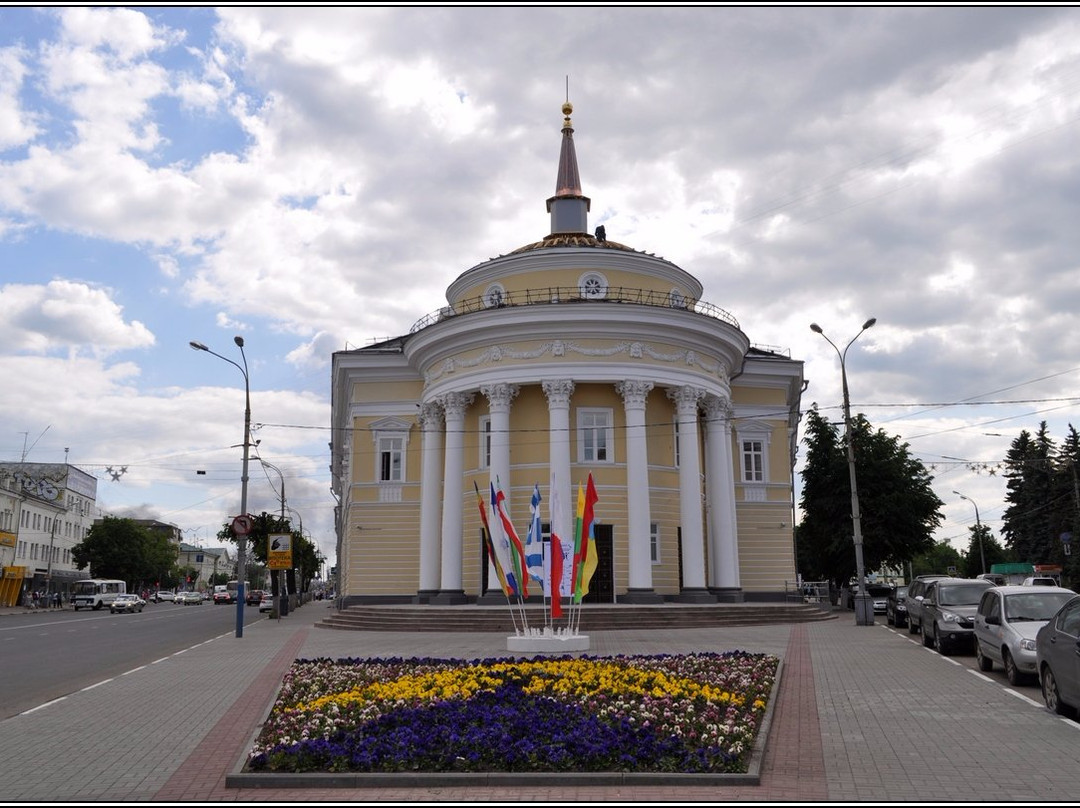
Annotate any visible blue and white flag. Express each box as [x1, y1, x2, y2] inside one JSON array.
[[524, 483, 544, 585]]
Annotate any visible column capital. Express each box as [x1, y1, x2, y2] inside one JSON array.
[[438, 391, 474, 419], [702, 393, 733, 422], [616, 379, 654, 409], [418, 401, 444, 430], [667, 384, 705, 413], [480, 383, 520, 410], [542, 379, 575, 408]]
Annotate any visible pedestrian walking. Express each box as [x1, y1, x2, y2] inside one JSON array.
[[53, 591, 61, 609]]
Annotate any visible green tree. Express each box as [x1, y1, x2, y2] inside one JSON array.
[[72, 516, 178, 591], [798, 406, 943, 589], [911, 540, 963, 578], [959, 525, 1008, 578], [1002, 423, 1056, 563]]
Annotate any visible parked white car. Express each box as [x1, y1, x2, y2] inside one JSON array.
[[974, 585, 1076, 684]]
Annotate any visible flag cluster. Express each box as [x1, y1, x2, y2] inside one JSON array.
[[478, 473, 599, 618]]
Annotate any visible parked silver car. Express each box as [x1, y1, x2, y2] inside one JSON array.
[[973, 585, 1076, 684], [1035, 594, 1080, 717], [905, 575, 951, 635], [921, 578, 994, 655]]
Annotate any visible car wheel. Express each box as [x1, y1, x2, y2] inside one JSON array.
[[1042, 666, 1073, 716], [975, 640, 993, 671], [1003, 650, 1023, 686], [909, 618, 920, 635], [934, 628, 950, 656], [922, 623, 934, 647]]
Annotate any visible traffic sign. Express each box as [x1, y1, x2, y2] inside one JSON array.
[[231, 514, 253, 535]]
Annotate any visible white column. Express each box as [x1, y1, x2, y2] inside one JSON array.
[[435, 391, 473, 602], [481, 383, 519, 594], [542, 380, 575, 549], [704, 394, 741, 597], [417, 401, 444, 597], [668, 385, 713, 600], [617, 379, 661, 602]]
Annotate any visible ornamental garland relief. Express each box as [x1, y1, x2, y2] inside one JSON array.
[[424, 340, 730, 384]]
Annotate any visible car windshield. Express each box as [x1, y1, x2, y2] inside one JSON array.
[[1004, 592, 1074, 621], [939, 584, 990, 606]]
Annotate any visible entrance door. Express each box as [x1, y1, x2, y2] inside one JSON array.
[[582, 525, 614, 604]]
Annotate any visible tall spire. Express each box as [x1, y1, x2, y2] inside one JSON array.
[[546, 100, 590, 235]]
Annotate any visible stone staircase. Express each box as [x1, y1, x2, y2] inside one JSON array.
[[315, 601, 836, 633]]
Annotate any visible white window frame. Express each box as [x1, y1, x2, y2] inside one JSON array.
[[742, 439, 765, 483], [377, 437, 404, 482], [478, 415, 492, 469], [650, 522, 660, 564], [370, 417, 412, 484], [736, 421, 772, 484], [577, 408, 614, 464]]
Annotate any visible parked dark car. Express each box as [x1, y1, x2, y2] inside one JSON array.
[[1036, 594, 1080, 717], [921, 578, 994, 655], [246, 589, 265, 606], [886, 585, 909, 627]]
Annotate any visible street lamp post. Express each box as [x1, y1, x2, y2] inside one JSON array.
[[190, 336, 250, 638], [810, 317, 877, 626], [953, 490, 987, 575], [260, 458, 290, 618]]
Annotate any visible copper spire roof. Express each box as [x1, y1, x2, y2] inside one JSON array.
[[553, 101, 582, 198]]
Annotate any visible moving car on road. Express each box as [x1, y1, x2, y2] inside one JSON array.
[[258, 592, 274, 613], [974, 585, 1076, 685], [110, 594, 144, 614]]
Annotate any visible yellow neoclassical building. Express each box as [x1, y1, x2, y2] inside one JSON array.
[[330, 103, 804, 607]]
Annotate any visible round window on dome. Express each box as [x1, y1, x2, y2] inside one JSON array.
[[579, 272, 608, 300], [483, 284, 506, 308]]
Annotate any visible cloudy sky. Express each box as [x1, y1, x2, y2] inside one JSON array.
[[3, 6, 1080, 571]]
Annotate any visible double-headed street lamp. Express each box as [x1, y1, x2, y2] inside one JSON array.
[[810, 317, 877, 626], [953, 490, 987, 575], [190, 336, 251, 638]]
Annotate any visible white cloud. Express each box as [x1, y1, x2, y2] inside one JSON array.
[[1, 279, 155, 356]]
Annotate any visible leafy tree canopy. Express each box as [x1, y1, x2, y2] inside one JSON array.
[[798, 406, 943, 588], [72, 516, 178, 592]]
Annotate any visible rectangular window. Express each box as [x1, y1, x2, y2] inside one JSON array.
[[650, 522, 660, 563], [673, 420, 680, 468], [742, 440, 764, 482], [479, 416, 492, 469], [379, 437, 404, 482], [579, 409, 613, 464]]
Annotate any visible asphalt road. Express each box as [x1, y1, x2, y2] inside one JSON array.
[[0, 600, 266, 719]]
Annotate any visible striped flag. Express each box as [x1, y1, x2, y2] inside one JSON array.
[[492, 481, 527, 598], [578, 473, 600, 599], [571, 481, 585, 598], [475, 481, 511, 597], [524, 483, 545, 585]]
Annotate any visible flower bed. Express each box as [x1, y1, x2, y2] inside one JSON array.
[[247, 651, 779, 775]]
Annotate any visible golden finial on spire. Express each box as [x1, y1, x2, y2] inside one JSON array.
[[563, 76, 572, 127]]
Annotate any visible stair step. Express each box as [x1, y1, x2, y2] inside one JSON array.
[[314, 603, 836, 632]]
